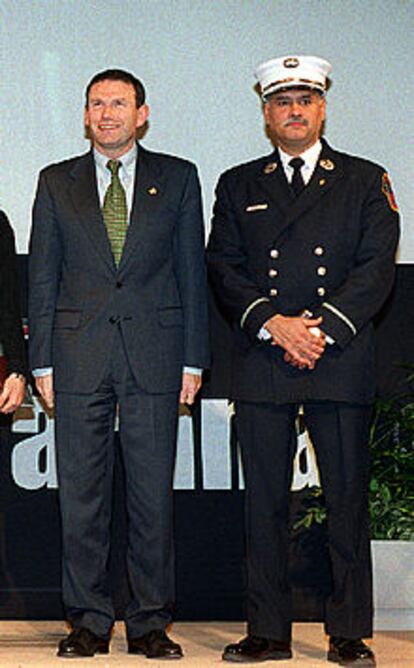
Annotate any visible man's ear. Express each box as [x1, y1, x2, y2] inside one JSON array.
[[136, 104, 150, 129]]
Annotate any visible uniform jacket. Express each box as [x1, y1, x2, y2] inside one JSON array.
[[207, 140, 400, 404], [29, 144, 209, 394], [0, 211, 26, 377]]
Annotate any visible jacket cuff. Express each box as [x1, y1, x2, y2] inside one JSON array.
[[314, 302, 357, 349], [241, 299, 278, 340]]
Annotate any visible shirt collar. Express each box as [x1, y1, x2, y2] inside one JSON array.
[[278, 139, 322, 174], [93, 142, 138, 172]]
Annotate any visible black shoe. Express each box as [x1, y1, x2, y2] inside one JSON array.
[[328, 637, 376, 666], [57, 627, 109, 658], [128, 629, 183, 659], [222, 635, 292, 662]]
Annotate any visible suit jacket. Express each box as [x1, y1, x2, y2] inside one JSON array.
[[29, 144, 209, 394], [0, 211, 26, 377], [207, 140, 400, 404]]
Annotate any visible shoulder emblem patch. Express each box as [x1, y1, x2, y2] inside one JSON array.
[[381, 173, 399, 213]]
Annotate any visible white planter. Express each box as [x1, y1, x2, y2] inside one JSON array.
[[372, 540, 414, 630]]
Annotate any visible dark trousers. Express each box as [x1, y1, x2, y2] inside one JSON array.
[[55, 329, 179, 638], [236, 401, 373, 643]]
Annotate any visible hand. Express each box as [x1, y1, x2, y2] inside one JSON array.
[[0, 374, 26, 414], [35, 373, 54, 409], [264, 314, 326, 369], [179, 372, 202, 405], [283, 326, 325, 370], [283, 351, 308, 370]]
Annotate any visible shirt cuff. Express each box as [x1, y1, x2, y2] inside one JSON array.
[[183, 366, 202, 376], [258, 327, 272, 341], [310, 327, 335, 345], [32, 367, 53, 377]]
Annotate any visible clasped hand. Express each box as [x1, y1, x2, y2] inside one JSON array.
[[263, 314, 326, 370]]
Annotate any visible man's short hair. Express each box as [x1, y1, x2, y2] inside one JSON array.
[[85, 69, 146, 108]]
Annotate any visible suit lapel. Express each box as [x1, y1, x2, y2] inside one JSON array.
[[286, 141, 344, 223], [119, 145, 166, 271], [69, 152, 116, 272], [255, 150, 292, 219], [255, 141, 344, 238]]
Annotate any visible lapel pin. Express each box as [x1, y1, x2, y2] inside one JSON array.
[[264, 162, 277, 174], [319, 178, 326, 186], [147, 186, 158, 195], [319, 159, 335, 171]]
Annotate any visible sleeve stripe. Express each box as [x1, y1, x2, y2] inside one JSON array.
[[240, 297, 270, 329], [322, 301, 357, 336]]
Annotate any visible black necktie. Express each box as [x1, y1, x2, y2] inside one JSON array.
[[289, 157, 305, 197]]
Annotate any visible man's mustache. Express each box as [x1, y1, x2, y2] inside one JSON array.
[[284, 117, 308, 127]]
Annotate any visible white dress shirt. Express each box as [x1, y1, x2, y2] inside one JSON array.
[[278, 139, 322, 185], [94, 144, 137, 215]]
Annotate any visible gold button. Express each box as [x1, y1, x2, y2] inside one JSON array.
[[317, 266, 327, 276], [270, 249, 279, 259], [314, 246, 324, 256], [317, 287, 326, 296], [268, 269, 278, 278], [270, 288, 278, 296]]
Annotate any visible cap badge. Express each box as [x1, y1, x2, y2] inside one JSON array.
[[319, 159, 335, 171], [283, 57, 299, 68], [147, 186, 158, 195], [264, 162, 277, 174]]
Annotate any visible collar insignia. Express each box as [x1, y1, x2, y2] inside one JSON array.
[[147, 186, 158, 195], [319, 159, 335, 171], [264, 162, 277, 174]]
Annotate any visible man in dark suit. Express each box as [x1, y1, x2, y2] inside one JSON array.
[[29, 69, 209, 659], [207, 55, 399, 665], [0, 211, 26, 414]]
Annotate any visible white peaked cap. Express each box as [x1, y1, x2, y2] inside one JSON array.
[[255, 55, 332, 99]]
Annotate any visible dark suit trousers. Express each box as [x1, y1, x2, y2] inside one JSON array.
[[55, 327, 179, 638], [236, 401, 373, 643]]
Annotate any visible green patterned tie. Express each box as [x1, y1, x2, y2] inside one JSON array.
[[102, 160, 128, 266]]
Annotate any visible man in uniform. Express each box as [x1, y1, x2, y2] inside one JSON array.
[[29, 69, 209, 659], [207, 55, 399, 665]]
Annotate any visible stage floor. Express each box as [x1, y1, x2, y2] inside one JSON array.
[[0, 621, 412, 666]]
